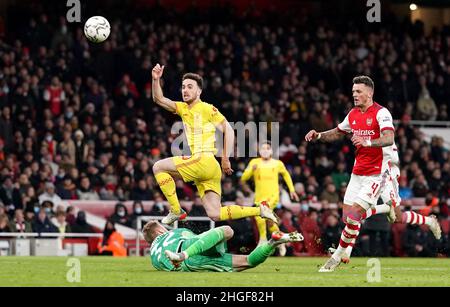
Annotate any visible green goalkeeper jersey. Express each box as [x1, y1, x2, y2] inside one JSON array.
[[149, 228, 233, 272], [150, 228, 195, 271]]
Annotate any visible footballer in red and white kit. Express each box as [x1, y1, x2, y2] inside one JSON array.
[[336, 102, 396, 210], [305, 75, 398, 272], [306, 76, 442, 271]]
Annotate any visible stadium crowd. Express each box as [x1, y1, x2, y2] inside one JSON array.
[[0, 3, 449, 257]]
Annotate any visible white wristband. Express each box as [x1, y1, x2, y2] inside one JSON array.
[[366, 140, 372, 147], [317, 133, 321, 140]]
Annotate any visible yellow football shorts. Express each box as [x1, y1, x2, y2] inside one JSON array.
[[173, 153, 222, 198]]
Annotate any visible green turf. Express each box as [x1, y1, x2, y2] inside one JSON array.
[[0, 256, 449, 286]]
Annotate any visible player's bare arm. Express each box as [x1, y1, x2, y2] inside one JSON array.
[[351, 130, 394, 148], [216, 119, 234, 175], [151, 64, 177, 113], [305, 128, 343, 143], [290, 191, 300, 201]]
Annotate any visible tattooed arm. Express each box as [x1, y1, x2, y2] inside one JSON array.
[[305, 128, 345, 143], [351, 130, 394, 148]]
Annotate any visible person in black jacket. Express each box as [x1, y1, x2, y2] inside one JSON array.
[[0, 176, 22, 216], [131, 179, 153, 201], [129, 201, 146, 229], [321, 214, 344, 253], [71, 211, 95, 233], [403, 224, 438, 257], [109, 202, 130, 227], [32, 208, 58, 233]]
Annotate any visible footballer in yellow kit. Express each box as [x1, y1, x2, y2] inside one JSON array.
[[241, 142, 299, 249], [151, 64, 278, 225]]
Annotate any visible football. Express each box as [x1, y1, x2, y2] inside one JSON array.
[[84, 16, 110, 43]]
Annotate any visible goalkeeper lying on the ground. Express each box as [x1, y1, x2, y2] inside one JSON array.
[[142, 220, 303, 272]]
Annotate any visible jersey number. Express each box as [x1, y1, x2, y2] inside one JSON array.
[[371, 183, 379, 195]]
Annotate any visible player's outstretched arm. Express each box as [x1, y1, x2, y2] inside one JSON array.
[[240, 161, 255, 183], [305, 127, 343, 143], [151, 64, 176, 113], [352, 129, 394, 148]]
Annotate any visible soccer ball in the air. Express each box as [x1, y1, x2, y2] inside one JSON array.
[[84, 16, 110, 43]]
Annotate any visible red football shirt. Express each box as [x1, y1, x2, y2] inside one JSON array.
[[337, 102, 396, 176]]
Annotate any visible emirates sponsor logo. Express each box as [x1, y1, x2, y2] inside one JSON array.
[[352, 129, 376, 136]]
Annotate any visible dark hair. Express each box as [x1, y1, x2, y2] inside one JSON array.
[[353, 75, 374, 91], [182, 73, 203, 89]]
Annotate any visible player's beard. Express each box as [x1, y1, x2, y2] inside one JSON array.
[[184, 96, 197, 104]]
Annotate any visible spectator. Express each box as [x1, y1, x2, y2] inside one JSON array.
[[236, 183, 255, 205], [110, 202, 130, 227], [175, 179, 194, 201], [321, 214, 344, 253], [43, 76, 65, 117], [32, 208, 58, 233], [97, 220, 127, 257], [129, 201, 146, 229], [319, 183, 340, 204], [74, 130, 88, 169], [77, 176, 100, 200], [71, 211, 95, 233], [278, 209, 302, 256], [411, 174, 429, 197], [99, 183, 118, 201], [331, 162, 350, 189], [38, 182, 62, 206], [131, 178, 153, 201], [56, 175, 77, 200], [398, 176, 413, 200], [279, 136, 298, 164], [148, 193, 168, 216], [9, 209, 32, 233], [51, 211, 71, 234], [0, 214, 11, 232], [222, 178, 237, 202], [0, 106, 14, 153], [58, 130, 76, 167], [182, 194, 209, 234], [300, 209, 323, 256], [0, 176, 21, 214], [65, 206, 76, 225], [403, 224, 438, 257], [363, 214, 391, 257], [23, 186, 40, 222], [416, 77, 438, 121]]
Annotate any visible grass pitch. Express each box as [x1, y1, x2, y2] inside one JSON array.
[[0, 257, 449, 287]]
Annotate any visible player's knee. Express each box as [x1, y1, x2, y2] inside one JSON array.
[[221, 226, 234, 239], [346, 205, 363, 223], [152, 161, 162, 174]]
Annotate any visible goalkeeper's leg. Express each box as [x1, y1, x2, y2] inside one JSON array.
[[232, 231, 304, 271]]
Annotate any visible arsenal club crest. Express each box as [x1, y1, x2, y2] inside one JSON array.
[[366, 118, 373, 126]]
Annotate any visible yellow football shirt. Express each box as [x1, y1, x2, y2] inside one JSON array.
[[174, 100, 225, 155], [241, 158, 295, 206]]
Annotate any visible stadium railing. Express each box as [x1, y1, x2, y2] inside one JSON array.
[[0, 233, 103, 256]]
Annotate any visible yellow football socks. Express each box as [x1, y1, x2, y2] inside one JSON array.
[[155, 172, 181, 214], [219, 205, 260, 221], [255, 216, 268, 241]]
